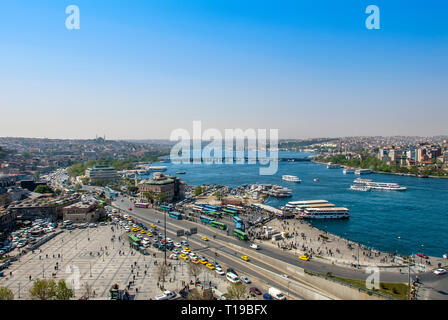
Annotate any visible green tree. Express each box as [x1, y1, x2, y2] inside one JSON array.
[[34, 185, 54, 194], [226, 282, 247, 300], [194, 186, 203, 197], [55, 279, 74, 300], [143, 191, 155, 204], [0, 286, 14, 300], [214, 190, 222, 201], [29, 279, 57, 300]]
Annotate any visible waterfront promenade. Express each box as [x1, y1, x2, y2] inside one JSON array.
[[257, 218, 446, 273]]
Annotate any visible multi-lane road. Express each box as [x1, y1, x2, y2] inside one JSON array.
[[111, 195, 448, 300]]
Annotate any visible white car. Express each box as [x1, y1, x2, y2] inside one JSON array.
[[189, 253, 198, 259], [181, 250, 189, 255], [215, 268, 225, 276], [250, 243, 260, 250], [174, 242, 182, 248], [155, 290, 176, 300], [433, 268, 447, 275], [240, 276, 251, 284]]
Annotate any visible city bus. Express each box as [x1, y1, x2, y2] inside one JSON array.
[[192, 205, 204, 213], [204, 204, 221, 211], [233, 229, 248, 240], [210, 221, 227, 230], [169, 212, 182, 220], [204, 209, 222, 219], [233, 216, 242, 224], [160, 205, 173, 212], [134, 202, 149, 208], [222, 208, 238, 216], [226, 204, 243, 212], [200, 215, 214, 224]]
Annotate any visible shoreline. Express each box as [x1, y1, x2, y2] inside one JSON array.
[[311, 160, 448, 179]]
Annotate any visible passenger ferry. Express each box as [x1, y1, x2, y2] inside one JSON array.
[[268, 186, 293, 198], [353, 179, 407, 191], [354, 169, 372, 175], [327, 163, 342, 169], [350, 184, 371, 192], [148, 166, 167, 172], [298, 207, 350, 219], [288, 200, 329, 206], [282, 175, 301, 183]]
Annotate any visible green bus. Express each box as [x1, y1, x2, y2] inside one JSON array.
[[222, 208, 238, 216], [233, 229, 248, 240], [129, 235, 140, 243], [205, 210, 222, 219], [210, 221, 227, 230]]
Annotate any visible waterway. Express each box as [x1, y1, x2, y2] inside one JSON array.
[[141, 152, 448, 257]]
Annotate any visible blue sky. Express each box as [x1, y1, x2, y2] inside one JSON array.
[[1, 0, 447, 139]]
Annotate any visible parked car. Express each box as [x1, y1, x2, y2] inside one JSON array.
[[240, 276, 251, 284], [263, 293, 274, 300], [155, 290, 176, 300], [249, 287, 262, 295]]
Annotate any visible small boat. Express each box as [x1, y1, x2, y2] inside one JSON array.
[[176, 171, 186, 174], [313, 178, 319, 182], [282, 175, 301, 183]]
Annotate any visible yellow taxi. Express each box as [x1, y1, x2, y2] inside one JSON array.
[[205, 263, 215, 270], [150, 224, 156, 228], [147, 233, 153, 237], [179, 254, 189, 260], [241, 256, 250, 261], [298, 255, 310, 261], [126, 217, 131, 221], [131, 228, 138, 232], [182, 247, 191, 253], [201, 236, 209, 241], [140, 230, 146, 234], [198, 258, 208, 265]]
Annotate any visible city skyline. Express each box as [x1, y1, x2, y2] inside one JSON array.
[[1, 1, 447, 139]]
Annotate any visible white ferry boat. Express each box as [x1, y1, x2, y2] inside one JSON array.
[[353, 179, 406, 191], [350, 184, 371, 192], [148, 166, 167, 172], [298, 207, 350, 219], [282, 175, 301, 183], [327, 162, 342, 169], [354, 169, 372, 175]]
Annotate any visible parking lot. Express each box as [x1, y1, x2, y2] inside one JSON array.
[[0, 222, 239, 300]]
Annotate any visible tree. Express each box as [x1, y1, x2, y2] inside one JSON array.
[[155, 192, 168, 204], [226, 282, 247, 300], [187, 287, 214, 300], [55, 279, 74, 300], [0, 193, 11, 207], [0, 286, 14, 300], [157, 263, 171, 286], [187, 261, 203, 281], [81, 282, 94, 300], [34, 185, 54, 194], [143, 191, 155, 204], [194, 186, 203, 197], [214, 190, 222, 201], [29, 279, 57, 300], [74, 183, 82, 192]]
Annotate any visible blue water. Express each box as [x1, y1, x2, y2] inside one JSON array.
[[143, 152, 448, 257]]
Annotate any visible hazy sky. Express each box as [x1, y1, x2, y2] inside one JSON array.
[[1, 0, 447, 139]]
